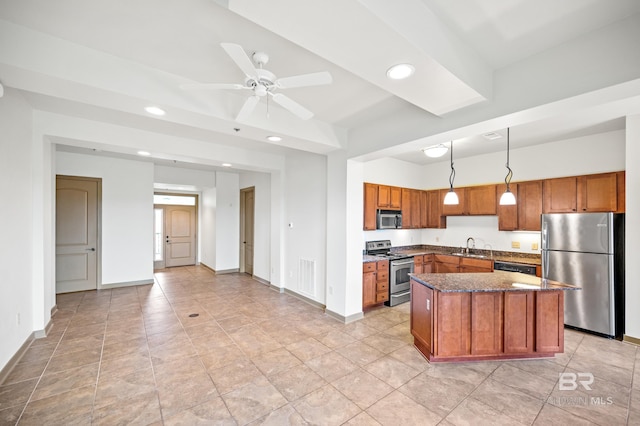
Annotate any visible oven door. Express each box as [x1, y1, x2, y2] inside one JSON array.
[[387, 258, 413, 306]]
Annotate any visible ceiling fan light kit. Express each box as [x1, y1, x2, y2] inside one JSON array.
[[181, 43, 332, 122]]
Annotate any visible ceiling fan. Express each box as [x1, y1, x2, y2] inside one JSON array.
[[181, 43, 333, 121]]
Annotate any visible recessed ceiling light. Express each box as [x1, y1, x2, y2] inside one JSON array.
[[137, 150, 151, 156], [386, 63, 415, 80], [222, 163, 232, 167], [145, 106, 165, 116], [266, 135, 282, 142]]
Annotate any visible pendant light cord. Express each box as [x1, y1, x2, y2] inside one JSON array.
[[504, 128, 513, 189], [448, 141, 456, 190]]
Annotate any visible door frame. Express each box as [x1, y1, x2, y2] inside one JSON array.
[[153, 192, 199, 270], [55, 174, 102, 292], [239, 186, 255, 275]]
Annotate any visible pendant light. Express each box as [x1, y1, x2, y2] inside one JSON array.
[[443, 140, 459, 205], [499, 128, 516, 205]]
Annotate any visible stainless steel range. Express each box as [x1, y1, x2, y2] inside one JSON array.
[[365, 240, 414, 306]]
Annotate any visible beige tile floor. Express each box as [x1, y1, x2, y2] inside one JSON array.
[[0, 265, 638, 425]]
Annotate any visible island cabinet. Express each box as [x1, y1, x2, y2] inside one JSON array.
[[410, 278, 566, 362], [543, 172, 623, 214], [363, 260, 389, 308]]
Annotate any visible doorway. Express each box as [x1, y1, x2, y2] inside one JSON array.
[[154, 194, 197, 269], [240, 187, 255, 276], [55, 175, 101, 293]]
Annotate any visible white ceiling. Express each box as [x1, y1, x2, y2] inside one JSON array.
[[1, 0, 639, 168]]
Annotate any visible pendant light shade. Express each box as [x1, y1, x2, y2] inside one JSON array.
[[443, 140, 459, 205], [499, 128, 516, 206]]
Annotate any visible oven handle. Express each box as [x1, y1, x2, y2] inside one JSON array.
[[390, 258, 413, 266], [391, 291, 411, 298]]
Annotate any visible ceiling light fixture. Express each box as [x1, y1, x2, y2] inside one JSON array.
[[266, 135, 282, 142], [499, 128, 517, 206], [144, 106, 165, 116], [222, 163, 232, 167], [443, 140, 459, 205], [422, 143, 448, 158], [386, 63, 415, 80], [137, 150, 151, 156]]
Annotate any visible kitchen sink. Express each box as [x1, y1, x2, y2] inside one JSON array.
[[450, 252, 487, 259]]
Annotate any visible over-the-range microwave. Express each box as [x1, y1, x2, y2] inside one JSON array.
[[376, 209, 402, 229]]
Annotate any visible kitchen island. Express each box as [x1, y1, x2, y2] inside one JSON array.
[[410, 271, 578, 363]]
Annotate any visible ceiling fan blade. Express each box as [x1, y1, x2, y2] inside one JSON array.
[[276, 71, 333, 89], [271, 93, 314, 120], [180, 83, 246, 90], [220, 43, 258, 79], [235, 96, 259, 122]]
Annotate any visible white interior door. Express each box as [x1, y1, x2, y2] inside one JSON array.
[[164, 205, 196, 267], [56, 176, 99, 293]]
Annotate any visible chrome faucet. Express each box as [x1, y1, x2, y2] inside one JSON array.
[[466, 237, 475, 254]]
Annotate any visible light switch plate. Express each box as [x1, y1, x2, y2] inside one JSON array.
[[531, 242, 539, 250], [511, 241, 520, 249]]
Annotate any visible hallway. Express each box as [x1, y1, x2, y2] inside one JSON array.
[[0, 266, 638, 425]]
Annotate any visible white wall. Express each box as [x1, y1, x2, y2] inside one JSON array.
[[0, 89, 35, 370], [625, 115, 640, 340], [200, 187, 216, 269], [214, 172, 240, 272], [239, 171, 271, 282], [56, 152, 154, 286], [284, 152, 327, 303]]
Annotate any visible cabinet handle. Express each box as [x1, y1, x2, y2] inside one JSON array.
[[426, 299, 430, 311]]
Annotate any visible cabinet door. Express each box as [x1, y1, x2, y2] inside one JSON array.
[[377, 185, 390, 208], [410, 190, 421, 228], [579, 173, 617, 212], [497, 183, 518, 231], [363, 183, 378, 230], [414, 255, 424, 274], [419, 191, 428, 228], [543, 177, 578, 213], [427, 190, 445, 228], [440, 188, 465, 216], [362, 269, 377, 308], [437, 292, 471, 356], [616, 171, 625, 213], [536, 291, 564, 353], [460, 257, 493, 273], [466, 185, 497, 215], [471, 292, 503, 355], [390, 186, 402, 209], [410, 280, 433, 355], [401, 188, 412, 228], [518, 181, 543, 231], [504, 291, 534, 353]]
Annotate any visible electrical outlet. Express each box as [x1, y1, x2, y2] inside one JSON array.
[[435, 237, 440, 242], [531, 242, 539, 250], [511, 241, 520, 249]]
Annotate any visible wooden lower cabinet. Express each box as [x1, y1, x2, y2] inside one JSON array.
[[413, 254, 433, 274], [410, 279, 565, 362], [363, 260, 389, 308]]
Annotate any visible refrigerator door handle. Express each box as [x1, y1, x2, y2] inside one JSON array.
[[542, 249, 549, 278]]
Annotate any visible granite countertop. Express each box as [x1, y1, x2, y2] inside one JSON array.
[[410, 270, 578, 293], [363, 245, 542, 266]]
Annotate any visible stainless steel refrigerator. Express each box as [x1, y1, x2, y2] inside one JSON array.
[[541, 212, 625, 339]]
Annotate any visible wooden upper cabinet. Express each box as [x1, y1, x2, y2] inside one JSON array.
[[544, 172, 621, 214], [517, 181, 543, 231], [466, 185, 497, 215], [543, 177, 578, 213], [579, 173, 617, 212], [363, 183, 378, 230], [440, 188, 466, 216], [497, 183, 518, 231], [419, 191, 428, 228], [378, 185, 402, 209], [616, 171, 626, 213], [401, 188, 412, 228], [410, 190, 421, 228], [426, 190, 446, 228], [441, 185, 496, 216]]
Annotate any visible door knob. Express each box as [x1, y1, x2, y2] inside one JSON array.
[[86, 248, 95, 251]]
